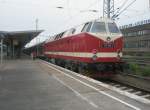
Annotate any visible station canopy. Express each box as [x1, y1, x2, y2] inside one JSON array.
[[0, 30, 43, 47]]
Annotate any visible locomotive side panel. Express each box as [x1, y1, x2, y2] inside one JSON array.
[[44, 32, 123, 63], [44, 33, 92, 62]]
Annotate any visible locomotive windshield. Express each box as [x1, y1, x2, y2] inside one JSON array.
[[108, 22, 120, 33], [91, 22, 106, 33]]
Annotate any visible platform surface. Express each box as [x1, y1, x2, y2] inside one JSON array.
[[0, 59, 149, 110]]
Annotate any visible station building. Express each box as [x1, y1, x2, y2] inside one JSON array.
[[120, 19, 150, 57], [0, 30, 43, 59]]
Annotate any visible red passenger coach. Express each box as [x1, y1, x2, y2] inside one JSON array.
[[44, 18, 123, 77]]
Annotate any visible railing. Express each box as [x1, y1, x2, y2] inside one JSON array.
[[122, 56, 150, 66]]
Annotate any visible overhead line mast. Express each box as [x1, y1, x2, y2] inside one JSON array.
[[103, 0, 137, 20], [103, 0, 114, 19]]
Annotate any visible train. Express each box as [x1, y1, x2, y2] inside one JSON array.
[[28, 18, 123, 78]]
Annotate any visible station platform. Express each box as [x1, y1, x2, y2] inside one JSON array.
[[0, 59, 150, 110]]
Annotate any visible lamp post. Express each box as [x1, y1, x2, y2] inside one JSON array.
[[35, 18, 39, 56]]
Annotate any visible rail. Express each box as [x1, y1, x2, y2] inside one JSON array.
[[112, 72, 150, 93]]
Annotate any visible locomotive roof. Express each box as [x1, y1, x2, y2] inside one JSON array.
[[45, 18, 115, 43], [92, 17, 112, 21]]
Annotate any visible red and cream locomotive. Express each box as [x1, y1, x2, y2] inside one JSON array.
[[43, 18, 123, 77]]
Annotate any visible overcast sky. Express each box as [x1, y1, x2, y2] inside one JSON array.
[[0, 0, 150, 46]]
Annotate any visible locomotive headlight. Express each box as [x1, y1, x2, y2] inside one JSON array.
[[92, 49, 98, 61], [92, 54, 97, 61], [107, 37, 111, 41]]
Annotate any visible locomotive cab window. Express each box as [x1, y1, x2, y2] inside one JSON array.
[[90, 22, 106, 33], [108, 22, 120, 33], [82, 22, 92, 32]]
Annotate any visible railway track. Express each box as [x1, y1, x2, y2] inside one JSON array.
[[98, 73, 150, 101], [41, 59, 150, 103], [99, 79, 150, 100]]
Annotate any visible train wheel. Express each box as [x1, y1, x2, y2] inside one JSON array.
[[70, 66, 78, 72], [51, 58, 55, 64], [78, 66, 85, 74], [65, 64, 70, 70], [119, 64, 123, 72]]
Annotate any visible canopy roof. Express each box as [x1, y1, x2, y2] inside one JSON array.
[[0, 30, 43, 47]]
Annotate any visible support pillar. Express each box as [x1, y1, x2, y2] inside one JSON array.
[[1, 39, 3, 64]]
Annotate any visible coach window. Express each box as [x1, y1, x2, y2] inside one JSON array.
[[91, 22, 106, 33]]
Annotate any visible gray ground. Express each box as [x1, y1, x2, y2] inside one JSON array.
[[0, 59, 149, 110]]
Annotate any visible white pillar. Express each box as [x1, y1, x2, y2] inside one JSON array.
[[13, 43, 14, 58], [1, 39, 3, 64]]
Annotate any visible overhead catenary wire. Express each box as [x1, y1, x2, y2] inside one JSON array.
[[113, 0, 129, 15], [112, 0, 136, 19], [57, 0, 101, 33], [67, 0, 100, 21]]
